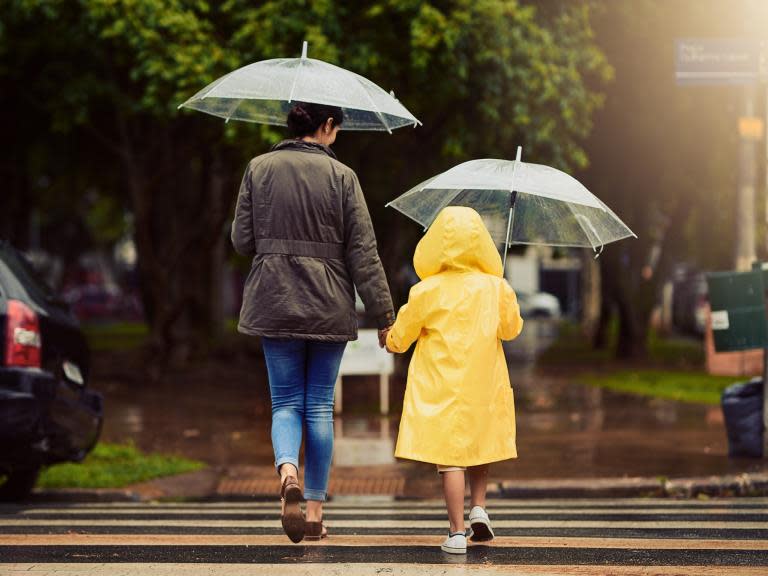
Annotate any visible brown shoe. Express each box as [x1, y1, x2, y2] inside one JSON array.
[[280, 476, 305, 543], [305, 521, 327, 541]]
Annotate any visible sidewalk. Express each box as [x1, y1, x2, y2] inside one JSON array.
[[31, 464, 768, 502]]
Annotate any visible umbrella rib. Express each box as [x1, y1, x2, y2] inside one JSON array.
[[566, 202, 604, 256], [358, 82, 392, 134], [288, 42, 308, 104], [223, 99, 243, 123], [387, 202, 432, 231], [425, 188, 471, 229]]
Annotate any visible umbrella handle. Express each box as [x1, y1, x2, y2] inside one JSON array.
[[502, 202, 516, 275], [502, 146, 523, 275]]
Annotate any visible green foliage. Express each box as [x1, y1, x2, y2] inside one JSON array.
[[580, 370, 737, 405], [3, 0, 610, 169], [37, 442, 205, 489], [349, 0, 611, 170], [83, 322, 149, 351], [540, 319, 704, 368], [2, 0, 611, 354]]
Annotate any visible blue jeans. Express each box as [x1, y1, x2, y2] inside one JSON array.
[[262, 338, 346, 502]]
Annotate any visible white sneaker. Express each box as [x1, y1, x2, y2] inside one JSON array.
[[440, 531, 467, 554], [468, 506, 494, 542]]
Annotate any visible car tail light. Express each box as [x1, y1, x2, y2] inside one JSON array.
[[4, 300, 42, 368]]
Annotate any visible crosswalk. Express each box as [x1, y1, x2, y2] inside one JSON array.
[[1, 497, 767, 575]]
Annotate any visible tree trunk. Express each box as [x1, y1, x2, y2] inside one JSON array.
[[580, 250, 602, 340], [593, 252, 616, 350], [117, 116, 238, 369], [1, 150, 32, 248], [615, 289, 649, 359]]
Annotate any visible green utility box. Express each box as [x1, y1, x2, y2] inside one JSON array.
[[706, 269, 768, 353]]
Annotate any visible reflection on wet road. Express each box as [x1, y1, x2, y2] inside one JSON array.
[[98, 320, 765, 479]]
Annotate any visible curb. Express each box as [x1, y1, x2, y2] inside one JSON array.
[[494, 472, 768, 499], [26, 471, 768, 502], [28, 489, 139, 503]]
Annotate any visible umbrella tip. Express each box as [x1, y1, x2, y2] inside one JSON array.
[[301, 41, 308, 59]]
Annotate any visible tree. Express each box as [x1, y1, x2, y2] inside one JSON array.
[[584, 0, 753, 358], [3, 1, 254, 363], [2, 0, 611, 362]]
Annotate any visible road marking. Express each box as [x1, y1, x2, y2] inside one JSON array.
[[1, 498, 766, 570], [1, 534, 767, 550], [2, 544, 766, 565], [1, 563, 766, 575], [1, 518, 766, 529], [15, 506, 768, 516], [11, 497, 767, 508]]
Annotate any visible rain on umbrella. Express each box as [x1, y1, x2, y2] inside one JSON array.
[[178, 41, 420, 133], [387, 147, 636, 270]]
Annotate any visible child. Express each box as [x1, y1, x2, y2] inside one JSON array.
[[386, 206, 523, 554]]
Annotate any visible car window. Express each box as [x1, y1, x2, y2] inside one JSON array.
[[0, 243, 57, 305]]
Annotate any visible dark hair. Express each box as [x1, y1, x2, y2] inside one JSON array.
[[286, 102, 344, 137]]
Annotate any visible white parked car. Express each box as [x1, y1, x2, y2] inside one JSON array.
[[516, 291, 561, 319]]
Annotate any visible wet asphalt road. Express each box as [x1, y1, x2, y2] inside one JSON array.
[[1, 498, 768, 574], [95, 319, 766, 481]]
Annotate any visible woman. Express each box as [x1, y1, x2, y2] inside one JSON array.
[[231, 102, 394, 543]]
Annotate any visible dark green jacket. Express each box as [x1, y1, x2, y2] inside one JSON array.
[[231, 139, 394, 341]]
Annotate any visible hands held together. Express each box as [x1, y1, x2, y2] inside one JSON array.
[[378, 325, 393, 352]]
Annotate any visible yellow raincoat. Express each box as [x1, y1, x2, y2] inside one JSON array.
[[386, 207, 524, 467]]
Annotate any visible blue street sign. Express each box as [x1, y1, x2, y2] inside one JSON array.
[[675, 38, 766, 85]]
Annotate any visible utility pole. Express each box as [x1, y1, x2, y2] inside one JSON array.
[[736, 87, 758, 271], [758, 45, 768, 459], [762, 40, 768, 256]]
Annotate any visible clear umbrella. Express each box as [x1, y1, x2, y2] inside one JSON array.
[[387, 147, 636, 269], [179, 41, 420, 133]]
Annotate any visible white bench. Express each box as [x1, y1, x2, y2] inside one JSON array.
[[334, 329, 394, 415]]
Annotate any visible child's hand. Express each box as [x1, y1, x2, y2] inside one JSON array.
[[378, 326, 392, 349]]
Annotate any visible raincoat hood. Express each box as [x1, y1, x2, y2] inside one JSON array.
[[414, 206, 502, 280]]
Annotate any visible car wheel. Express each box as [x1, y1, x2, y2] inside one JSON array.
[[0, 467, 41, 501]]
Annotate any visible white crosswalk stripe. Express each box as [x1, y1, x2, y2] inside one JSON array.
[[0, 498, 766, 575]]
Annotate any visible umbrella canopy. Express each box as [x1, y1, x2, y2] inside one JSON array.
[[387, 147, 635, 263], [179, 42, 420, 133]]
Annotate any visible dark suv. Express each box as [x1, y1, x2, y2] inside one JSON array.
[[0, 240, 103, 500]]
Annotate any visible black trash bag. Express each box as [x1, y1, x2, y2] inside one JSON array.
[[721, 378, 764, 458]]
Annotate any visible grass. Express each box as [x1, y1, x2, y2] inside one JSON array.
[[578, 370, 738, 405], [538, 321, 613, 366], [82, 322, 148, 352], [648, 330, 706, 367], [37, 442, 205, 489], [539, 320, 705, 369], [82, 319, 242, 352], [538, 320, 736, 405]]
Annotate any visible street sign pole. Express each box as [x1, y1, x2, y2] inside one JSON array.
[[736, 87, 757, 271], [763, 38, 768, 256]]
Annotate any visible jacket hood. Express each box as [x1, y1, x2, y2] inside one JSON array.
[[414, 206, 503, 280], [271, 139, 337, 160]]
